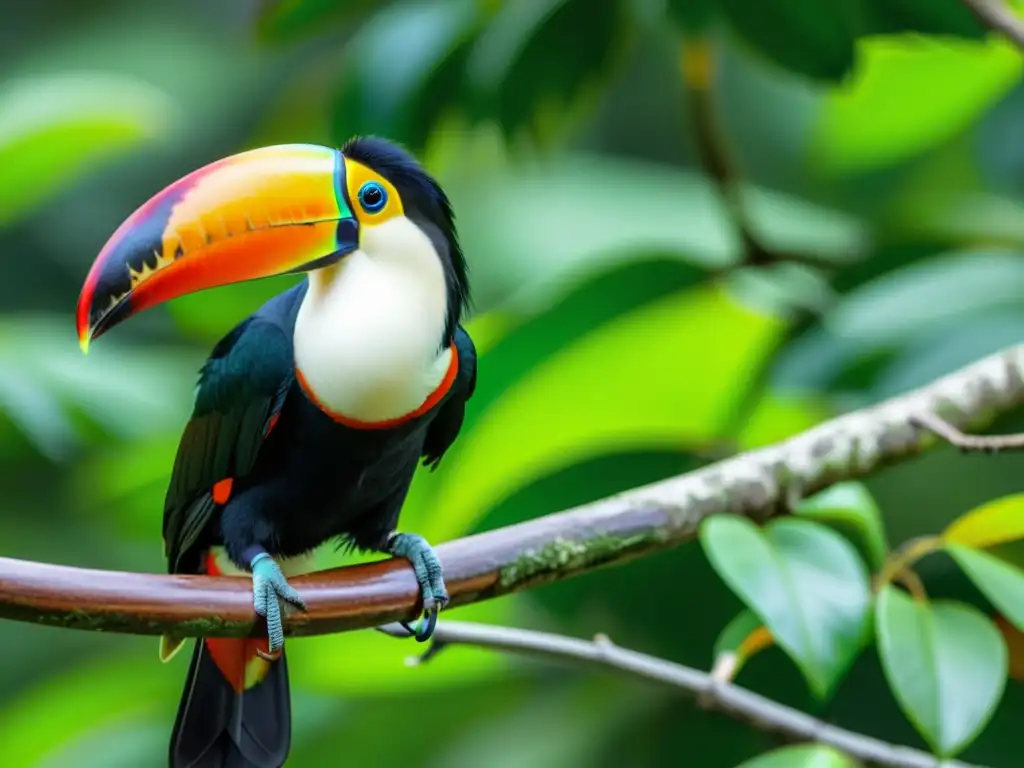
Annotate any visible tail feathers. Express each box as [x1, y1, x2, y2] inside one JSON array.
[[169, 640, 291, 768]]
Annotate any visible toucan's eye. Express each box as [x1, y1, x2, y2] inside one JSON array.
[[358, 181, 387, 214]]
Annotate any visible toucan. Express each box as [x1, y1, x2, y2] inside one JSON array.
[[75, 137, 476, 768]]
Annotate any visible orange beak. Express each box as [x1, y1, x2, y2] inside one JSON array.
[[76, 143, 358, 352]]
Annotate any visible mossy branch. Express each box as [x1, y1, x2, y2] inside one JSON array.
[[1, 344, 1022, 638]]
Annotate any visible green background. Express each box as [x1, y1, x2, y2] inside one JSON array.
[[2, 0, 1024, 765]]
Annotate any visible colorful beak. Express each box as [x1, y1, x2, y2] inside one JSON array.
[[76, 143, 358, 352]]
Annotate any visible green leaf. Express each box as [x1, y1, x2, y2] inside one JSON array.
[[771, 250, 1024, 397], [392, 257, 707, 541], [860, 0, 987, 39], [407, 283, 785, 543], [330, 0, 487, 150], [458, 257, 706, 437], [811, 36, 1022, 175], [719, 0, 857, 82], [0, 73, 176, 225], [944, 493, 1024, 549], [947, 544, 1024, 634], [713, 610, 773, 680], [794, 482, 889, 569], [448, 154, 868, 309], [824, 250, 1024, 347], [700, 516, 872, 698], [734, 744, 857, 768], [875, 586, 1007, 756], [465, 0, 628, 137]]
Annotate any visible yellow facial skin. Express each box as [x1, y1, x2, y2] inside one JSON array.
[[344, 157, 404, 226]]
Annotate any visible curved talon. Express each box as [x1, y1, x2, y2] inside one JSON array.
[[400, 610, 436, 643], [419, 602, 439, 641], [399, 595, 447, 642]]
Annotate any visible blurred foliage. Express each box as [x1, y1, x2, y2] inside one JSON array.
[[3, 0, 1024, 766]]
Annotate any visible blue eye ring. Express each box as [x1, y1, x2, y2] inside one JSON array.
[[357, 181, 387, 214]]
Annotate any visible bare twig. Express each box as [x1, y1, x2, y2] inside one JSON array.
[[0, 345, 1022, 638], [378, 621, 977, 768], [960, 0, 1024, 51], [911, 410, 1024, 453]]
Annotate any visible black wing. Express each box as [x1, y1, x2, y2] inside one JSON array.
[[421, 325, 477, 470], [163, 317, 294, 574]]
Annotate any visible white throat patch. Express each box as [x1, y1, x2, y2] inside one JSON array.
[[293, 216, 451, 423]]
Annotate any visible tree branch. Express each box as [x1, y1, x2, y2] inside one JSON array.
[[1, 345, 1023, 638], [960, 0, 1024, 51], [378, 621, 977, 768]]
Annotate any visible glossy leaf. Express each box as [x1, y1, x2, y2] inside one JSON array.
[[0, 73, 176, 226], [719, 0, 856, 82], [875, 586, 1007, 756], [825, 251, 1024, 346], [449, 155, 868, 308], [794, 482, 889, 569], [947, 544, 1024, 633], [734, 744, 857, 768], [457, 257, 707, 437], [700, 516, 872, 697], [712, 610, 773, 680], [394, 257, 707, 540], [408, 283, 785, 543], [466, 0, 627, 137], [331, 0, 487, 150], [812, 36, 1022, 175], [944, 493, 1024, 549], [771, 250, 1024, 396]]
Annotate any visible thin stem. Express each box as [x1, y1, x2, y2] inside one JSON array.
[[875, 536, 944, 593], [380, 621, 978, 768], [912, 411, 1024, 453]]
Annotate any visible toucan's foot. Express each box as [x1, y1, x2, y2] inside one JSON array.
[[250, 552, 307, 654], [387, 532, 447, 643]]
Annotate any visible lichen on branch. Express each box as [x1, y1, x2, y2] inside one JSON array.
[[0, 344, 1022, 639]]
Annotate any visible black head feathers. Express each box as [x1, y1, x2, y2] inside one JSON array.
[[342, 136, 470, 341]]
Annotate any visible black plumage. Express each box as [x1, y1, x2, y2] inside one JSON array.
[[164, 137, 475, 768]]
